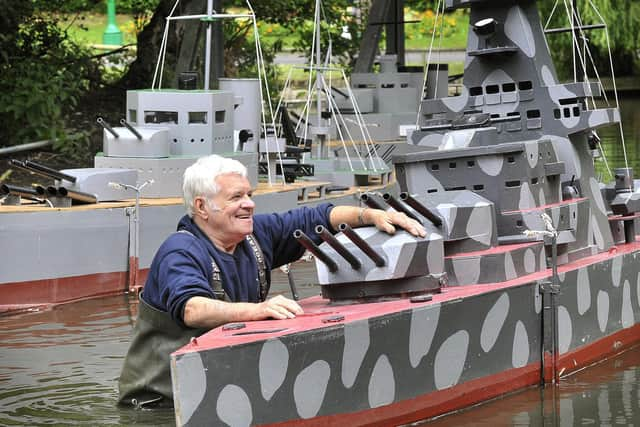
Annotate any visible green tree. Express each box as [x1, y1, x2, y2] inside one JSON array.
[[0, 0, 98, 151], [539, 0, 640, 77]]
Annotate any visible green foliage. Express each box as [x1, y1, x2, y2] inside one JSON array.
[[539, 0, 640, 77], [404, 8, 468, 50], [290, 0, 360, 67], [0, 0, 98, 154], [32, 0, 160, 14]]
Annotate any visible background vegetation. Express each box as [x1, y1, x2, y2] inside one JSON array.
[[0, 0, 638, 167]]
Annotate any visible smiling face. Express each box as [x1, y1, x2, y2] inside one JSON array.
[[193, 173, 255, 253]]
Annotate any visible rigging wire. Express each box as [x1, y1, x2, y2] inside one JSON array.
[[247, 0, 286, 185], [587, 0, 629, 176], [416, 0, 445, 129]]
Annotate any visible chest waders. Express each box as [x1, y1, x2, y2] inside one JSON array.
[[118, 233, 268, 408]]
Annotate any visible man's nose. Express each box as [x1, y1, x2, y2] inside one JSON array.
[[241, 196, 255, 208]]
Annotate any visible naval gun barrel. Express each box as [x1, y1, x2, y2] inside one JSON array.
[[97, 117, 120, 138], [119, 118, 143, 140], [399, 192, 442, 227], [45, 186, 97, 203], [23, 160, 77, 183], [315, 225, 361, 270], [382, 193, 421, 222], [46, 186, 60, 197], [56, 186, 97, 204], [293, 229, 338, 273], [9, 159, 77, 183], [1, 183, 41, 200], [338, 223, 386, 267], [360, 193, 386, 211]]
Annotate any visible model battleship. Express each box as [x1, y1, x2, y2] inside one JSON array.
[[170, 0, 640, 425], [0, 2, 405, 313]]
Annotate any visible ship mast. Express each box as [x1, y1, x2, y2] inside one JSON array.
[[313, 0, 328, 158]]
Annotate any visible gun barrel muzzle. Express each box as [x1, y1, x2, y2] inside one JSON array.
[[382, 193, 421, 222], [23, 160, 77, 183], [1, 183, 40, 199], [97, 117, 120, 138], [315, 225, 361, 270], [120, 119, 143, 140], [57, 186, 98, 204], [360, 193, 385, 211], [339, 224, 386, 267], [293, 229, 338, 273], [399, 192, 442, 227]]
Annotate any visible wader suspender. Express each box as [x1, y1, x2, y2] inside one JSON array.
[[246, 234, 269, 301], [176, 231, 268, 301]]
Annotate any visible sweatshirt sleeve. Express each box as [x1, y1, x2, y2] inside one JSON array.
[[153, 238, 215, 327]]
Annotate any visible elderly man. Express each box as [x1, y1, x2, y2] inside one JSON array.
[[118, 154, 425, 408]]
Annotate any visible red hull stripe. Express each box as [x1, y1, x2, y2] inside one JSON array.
[[0, 267, 150, 314]]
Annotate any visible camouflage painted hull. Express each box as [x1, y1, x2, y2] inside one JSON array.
[[171, 241, 640, 426], [170, 0, 640, 423]]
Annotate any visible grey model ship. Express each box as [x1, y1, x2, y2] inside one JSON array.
[[170, 0, 640, 425], [0, 1, 400, 313]]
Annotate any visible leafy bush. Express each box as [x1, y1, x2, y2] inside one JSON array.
[[0, 1, 98, 152]]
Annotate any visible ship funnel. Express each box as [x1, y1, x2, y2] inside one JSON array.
[[399, 192, 443, 227], [119, 119, 143, 140], [294, 229, 338, 272], [97, 117, 119, 138], [338, 224, 386, 267], [382, 193, 421, 222], [315, 225, 361, 270]]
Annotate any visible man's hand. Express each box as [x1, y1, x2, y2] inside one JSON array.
[[256, 294, 304, 320], [183, 294, 303, 329], [329, 205, 427, 238], [368, 209, 426, 238]]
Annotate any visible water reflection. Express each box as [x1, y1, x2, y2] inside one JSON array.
[[418, 348, 640, 426], [595, 96, 640, 180], [0, 294, 174, 426], [0, 263, 319, 426]]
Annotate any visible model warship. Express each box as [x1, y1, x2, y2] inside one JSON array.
[[0, 1, 405, 313], [170, 0, 640, 425]]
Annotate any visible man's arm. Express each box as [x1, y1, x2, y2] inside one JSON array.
[[182, 294, 303, 329], [329, 205, 426, 237]]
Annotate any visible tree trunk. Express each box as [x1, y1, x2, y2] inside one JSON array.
[[121, 0, 212, 89]]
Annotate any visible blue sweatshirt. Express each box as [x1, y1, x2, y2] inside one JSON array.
[[142, 204, 334, 326]]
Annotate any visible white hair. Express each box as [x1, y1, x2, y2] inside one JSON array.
[[183, 155, 248, 217]]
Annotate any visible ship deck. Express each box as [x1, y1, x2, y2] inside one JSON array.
[[0, 179, 392, 214]]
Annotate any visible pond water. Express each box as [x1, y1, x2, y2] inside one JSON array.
[[0, 95, 639, 426]]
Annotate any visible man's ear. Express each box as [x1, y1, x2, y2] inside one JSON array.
[[193, 197, 208, 220]]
